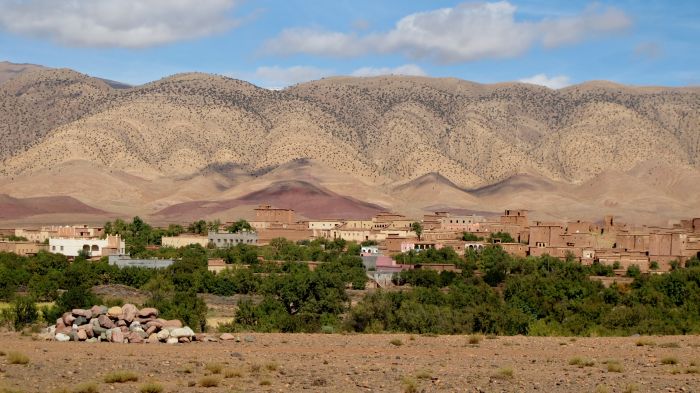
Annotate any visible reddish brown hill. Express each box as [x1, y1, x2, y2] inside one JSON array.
[[155, 180, 384, 220], [0, 194, 106, 219]]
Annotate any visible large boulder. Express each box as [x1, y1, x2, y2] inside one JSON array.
[[55, 333, 70, 342], [72, 309, 93, 319], [62, 312, 75, 326], [138, 307, 159, 318], [145, 325, 157, 336], [77, 329, 88, 341], [127, 331, 144, 343], [90, 305, 108, 316], [107, 306, 122, 318], [147, 333, 159, 344], [79, 324, 94, 338], [146, 320, 164, 329], [110, 328, 124, 343], [97, 315, 115, 329], [156, 329, 170, 341], [171, 327, 194, 338], [122, 304, 138, 323], [92, 326, 107, 336], [73, 316, 87, 326], [162, 320, 182, 329], [166, 337, 179, 345]]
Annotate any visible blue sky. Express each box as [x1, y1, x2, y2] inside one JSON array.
[[0, 0, 698, 88]]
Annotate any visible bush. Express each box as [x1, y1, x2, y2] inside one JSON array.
[[73, 383, 99, 393], [104, 371, 139, 383], [492, 367, 514, 380], [626, 265, 641, 278], [139, 382, 163, 393], [10, 295, 38, 331], [205, 363, 223, 374], [661, 357, 678, 365], [390, 338, 403, 346], [7, 351, 29, 365], [198, 376, 219, 387]]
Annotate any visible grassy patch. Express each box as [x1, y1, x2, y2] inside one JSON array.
[[104, 371, 139, 383], [623, 384, 639, 393], [605, 360, 623, 373], [568, 357, 595, 367], [661, 357, 678, 365], [401, 377, 418, 393], [594, 386, 610, 393], [491, 367, 514, 380], [198, 376, 220, 387], [259, 379, 272, 386], [468, 335, 482, 345], [249, 363, 262, 374], [6, 352, 29, 365], [390, 338, 403, 346], [486, 334, 497, 340], [139, 382, 163, 393], [670, 367, 682, 375], [686, 367, 699, 374], [265, 361, 278, 371], [659, 342, 680, 348], [415, 370, 432, 380], [204, 363, 223, 374], [72, 383, 99, 393], [224, 368, 243, 378], [635, 338, 656, 346]]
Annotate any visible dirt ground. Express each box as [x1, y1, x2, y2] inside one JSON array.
[[1, 333, 699, 392]]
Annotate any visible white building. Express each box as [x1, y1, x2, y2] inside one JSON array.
[[49, 235, 125, 257]]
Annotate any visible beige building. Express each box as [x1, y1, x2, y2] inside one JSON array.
[[0, 241, 49, 256], [161, 235, 209, 248]]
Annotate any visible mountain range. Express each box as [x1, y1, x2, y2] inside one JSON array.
[[1, 61, 699, 225]]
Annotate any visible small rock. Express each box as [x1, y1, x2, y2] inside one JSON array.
[[148, 333, 159, 343], [166, 337, 179, 345], [220, 333, 235, 341]]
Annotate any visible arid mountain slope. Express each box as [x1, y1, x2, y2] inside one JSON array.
[[0, 64, 698, 224], [0, 61, 47, 84]]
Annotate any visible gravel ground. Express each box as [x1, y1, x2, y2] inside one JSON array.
[[1, 332, 699, 392]]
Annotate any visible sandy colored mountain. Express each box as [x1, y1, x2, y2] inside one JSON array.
[[0, 63, 698, 224]]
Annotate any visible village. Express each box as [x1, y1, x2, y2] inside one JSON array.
[[2, 205, 700, 287]]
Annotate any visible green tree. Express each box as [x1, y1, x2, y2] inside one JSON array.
[[490, 231, 515, 243], [226, 219, 253, 233], [411, 222, 424, 241], [462, 232, 483, 241]]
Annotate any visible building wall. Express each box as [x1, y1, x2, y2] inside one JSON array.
[[257, 228, 313, 244], [308, 221, 343, 230], [207, 231, 258, 248], [161, 235, 209, 248], [0, 241, 49, 256], [254, 205, 295, 224], [108, 255, 173, 268], [49, 235, 125, 257]]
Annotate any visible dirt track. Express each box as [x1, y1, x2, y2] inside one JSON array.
[[1, 333, 699, 392]]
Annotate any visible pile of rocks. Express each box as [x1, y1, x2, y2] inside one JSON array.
[[48, 304, 196, 344]]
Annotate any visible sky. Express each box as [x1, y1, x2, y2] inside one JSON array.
[[0, 0, 698, 88]]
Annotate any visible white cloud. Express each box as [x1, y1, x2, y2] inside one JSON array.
[[351, 64, 426, 77], [265, 1, 631, 63], [0, 0, 239, 48], [519, 74, 572, 89]]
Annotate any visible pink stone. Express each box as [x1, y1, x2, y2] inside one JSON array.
[[72, 309, 93, 319], [62, 312, 75, 326], [77, 329, 87, 341], [122, 304, 138, 323], [98, 315, 115, 329], [220, 333, 235, 341], [79, 324, 94, 338], [162, 320, 182, 328], [146, 325, 157, 335], [110, 329, 124, 343], [128, 332, 144, 343], [138, 307, 159, 318]]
